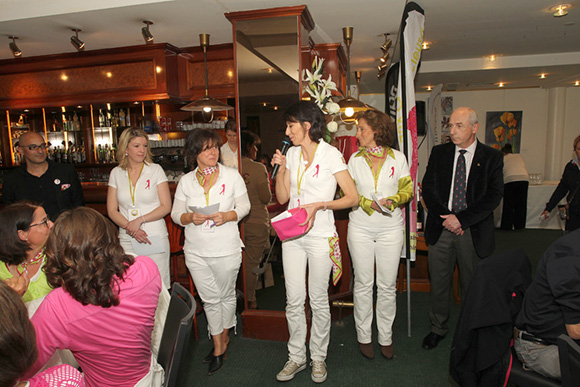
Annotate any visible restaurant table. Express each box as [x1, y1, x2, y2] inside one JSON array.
[[494, 180, 565, 230]]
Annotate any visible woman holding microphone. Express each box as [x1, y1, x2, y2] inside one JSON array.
[[272, 101, 358, 383], [171, 128, 250, 376], [347, 109, 412, 360]]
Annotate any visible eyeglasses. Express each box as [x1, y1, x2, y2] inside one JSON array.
[[29, 217, 50, 228], [21, 143, 47, 151]]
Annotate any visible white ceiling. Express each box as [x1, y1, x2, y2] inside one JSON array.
[[1, 0, 579, 94]]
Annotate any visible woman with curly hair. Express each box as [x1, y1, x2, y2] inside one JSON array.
[[347, 109, 412, 360], [0, 201, 53, 315], [23, 207, 161, 387]]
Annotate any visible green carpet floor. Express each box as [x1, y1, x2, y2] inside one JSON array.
[[176, 228, 564, 386]]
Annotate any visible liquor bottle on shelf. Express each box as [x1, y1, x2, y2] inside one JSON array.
[[73, 112, 81, 131], [119, 109, 126, 127], [99, 109, 105, 127], [125, 108, 131, 126]]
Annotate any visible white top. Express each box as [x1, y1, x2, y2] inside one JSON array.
[[286, 140, 347, 238], [447, 140, 478, 211], [171, 163, 250, 257], [348, 148, 410, 228], [503, 153, 529, 183], [220, 143, 238, 169], [108, 163, 169, 237]]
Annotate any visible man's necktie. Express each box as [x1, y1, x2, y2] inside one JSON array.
[[452, 150, 467, 212]]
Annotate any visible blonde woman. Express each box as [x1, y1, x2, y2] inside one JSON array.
[[107, 128, 172, 287]]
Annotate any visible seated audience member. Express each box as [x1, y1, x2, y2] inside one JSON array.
[[514, 228, 580, 380], [0, 280, 84, 387], [24, 207, 162, 387], [2, 132, 84, 221], [500, 143, 529, 230], [0, 202, 53, 316]]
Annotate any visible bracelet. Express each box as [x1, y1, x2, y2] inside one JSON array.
[[323, 201, 327, 211], [141, 214, 146, 223]]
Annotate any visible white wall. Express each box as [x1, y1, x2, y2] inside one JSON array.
[[361, 86, 580, 183]]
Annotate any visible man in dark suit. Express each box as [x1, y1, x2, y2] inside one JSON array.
[[421, 107, 503, 349]]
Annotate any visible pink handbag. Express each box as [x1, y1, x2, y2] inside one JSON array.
[[271, 207, 308, 241]]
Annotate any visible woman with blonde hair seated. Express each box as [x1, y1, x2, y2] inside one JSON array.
[[24, 207, 162, 387]]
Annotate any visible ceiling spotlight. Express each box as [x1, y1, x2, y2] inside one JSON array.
[[498, 82, 504, 88], [540, 73, 546, 79], [575, 81, 580, 86], [380, 33, 392, 53], [70, 29, 85, 51], [550, 4, 571, 17], [142, 21, 154, 44], [422, 41, 431, 50], [377, 63, 388, 72], [379, 52, 390, 64], [490, 54, 496, 61], [427, 85, 433, 91], [8, 36, 22, 57]]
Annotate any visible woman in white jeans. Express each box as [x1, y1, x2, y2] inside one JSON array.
[[171, 129, 250, 376], [272, 101, 358, 383], [347, 109, 412, 360]]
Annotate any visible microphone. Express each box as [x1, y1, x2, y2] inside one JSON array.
[[271, 136, 291, 180]]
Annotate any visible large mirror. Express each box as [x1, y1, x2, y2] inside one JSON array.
[[227, 7, 314, 336]]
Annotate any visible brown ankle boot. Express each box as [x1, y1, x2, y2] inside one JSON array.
[[380, 344, 394, 360], [359, 342, 374, 359]]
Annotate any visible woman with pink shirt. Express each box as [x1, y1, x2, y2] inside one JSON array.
[[24, 207, 162, 387]]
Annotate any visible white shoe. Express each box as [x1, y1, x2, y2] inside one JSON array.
[[311, 360, 327, 383], [276, 359, 307, 382]]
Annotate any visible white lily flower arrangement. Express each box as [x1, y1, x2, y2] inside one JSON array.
[[303, 56, 340, 142]]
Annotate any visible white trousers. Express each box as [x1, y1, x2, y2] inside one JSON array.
[[185, 252, 241, 336], [120, 234, 171, 288], [282, 235, 334, 363], [347, 223, 403, 346]]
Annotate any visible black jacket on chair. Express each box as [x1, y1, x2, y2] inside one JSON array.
[[449, 248, 532, 386]]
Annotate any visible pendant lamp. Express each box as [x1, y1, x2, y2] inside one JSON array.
[[338, 27, 368, 123], [181, 34, 233, 120]]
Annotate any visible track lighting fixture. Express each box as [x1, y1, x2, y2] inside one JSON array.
[[142, 21, 154, 44], [377, 33, 392, 79], [70, 29, 85, 51], [9, 36, 22, 57]]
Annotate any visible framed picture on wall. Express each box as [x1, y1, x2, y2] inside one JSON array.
[[485, 111, 523, 152]]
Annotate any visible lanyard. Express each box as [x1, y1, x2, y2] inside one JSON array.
[[297, 143, 319, 195], [197, 169, 217, 206], [128, 164, 144, 206], [363, 148, 387, 193]]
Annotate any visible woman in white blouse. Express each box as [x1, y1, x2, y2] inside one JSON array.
[[272, 101, 358, 383], [347, 110, 412, 360], [171, 128, 250, 376], [107, 128, 172, 287]]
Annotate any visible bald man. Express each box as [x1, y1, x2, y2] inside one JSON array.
[[2, 132, 83, 220], [421, 107, 503, 349]]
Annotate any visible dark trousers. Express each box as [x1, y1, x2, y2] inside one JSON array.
[[501, 181, 529, 230], [428, 230, 481, 336]]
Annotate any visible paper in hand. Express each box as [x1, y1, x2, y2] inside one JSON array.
[[131, 235, 166, 256], [188, 202, 220, 216], [371, 193, 393, 217]]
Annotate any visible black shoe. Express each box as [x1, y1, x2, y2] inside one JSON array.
[[203, 347, 227, 364], [208, 354, 224, 375], [422, 332, 444, 350]]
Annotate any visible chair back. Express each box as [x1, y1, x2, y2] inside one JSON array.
[[158, 283, 196, 387], [164, 216, 184, 254], [557, 334, 580, 387]]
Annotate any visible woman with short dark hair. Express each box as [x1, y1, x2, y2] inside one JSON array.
[[0, 201, 53, 315], [25, 207, 161, 387], [172, 128, 250, 375], [272, 100, 358, 383], [220, 118, 239, 168], [347, 109, 413, 360]]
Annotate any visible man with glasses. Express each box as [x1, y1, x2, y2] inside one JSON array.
[[2, 132, 83, 220]]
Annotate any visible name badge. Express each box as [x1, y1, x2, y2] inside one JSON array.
[[128, 205, 141, 221], [201, 219, 215, 233]]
